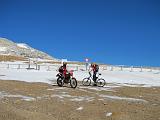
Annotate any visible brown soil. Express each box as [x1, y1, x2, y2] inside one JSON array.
[[0, 55, 26, 62], [0, 80, 160, 120]]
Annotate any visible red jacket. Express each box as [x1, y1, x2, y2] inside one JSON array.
[[63, 67, 67, 76], [91, 64, 99, 72]]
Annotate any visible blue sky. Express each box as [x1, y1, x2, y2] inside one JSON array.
[[0, 0, 160, 66]]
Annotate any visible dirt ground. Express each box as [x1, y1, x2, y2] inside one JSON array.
[[0, 80, 160, 120]]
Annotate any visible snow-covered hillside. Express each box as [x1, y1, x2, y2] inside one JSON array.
[[17, 43, 29, 49], [0, 47, 7, 52], [0, 37, 58, 61]]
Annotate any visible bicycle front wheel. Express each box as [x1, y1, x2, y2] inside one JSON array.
[[97, 79, 105, 87]]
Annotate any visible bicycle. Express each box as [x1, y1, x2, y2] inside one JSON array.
[[82, 72, 105, 87]]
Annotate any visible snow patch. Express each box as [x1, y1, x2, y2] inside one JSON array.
[[76, 107, 83, 111], [0, 91, 35, 101], [51, 94, 65, 99], [0, 47, 7, 52], [0, 69, 56, 84], [17, 43, 29, 49], [47, 88, 55, 91], [99, 94, 147, 103], [70, 96, 94, 102], [106, 112, 112, 117], [36, 95, 50, 100], [79, 86, 115, 92], [51, 92, 94, 102]]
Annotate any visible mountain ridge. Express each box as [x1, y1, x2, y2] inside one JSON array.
[[0, 37, 58, 61]]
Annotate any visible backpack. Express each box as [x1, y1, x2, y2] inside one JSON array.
[[95, 64, 99, 72], [59, 66, 63, 73]]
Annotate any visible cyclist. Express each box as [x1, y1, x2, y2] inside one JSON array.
[[90, 63, 99, 86]]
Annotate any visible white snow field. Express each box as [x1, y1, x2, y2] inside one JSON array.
[[0, 62, 160, 87], [17, 43, 29, 49], [0, 47, 7, 52]]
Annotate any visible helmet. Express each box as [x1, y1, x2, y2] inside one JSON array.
[[63, 62, 67, 65], [91, 63, 94, 67], [63, 62, 67, 68]]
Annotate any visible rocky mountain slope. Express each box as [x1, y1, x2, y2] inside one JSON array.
[[0, 38, 58, 60]]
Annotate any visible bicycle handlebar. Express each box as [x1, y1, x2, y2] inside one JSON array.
[[88, 72, 102, 77]]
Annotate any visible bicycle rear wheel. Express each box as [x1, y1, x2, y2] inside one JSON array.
[[82, 78, 91, 86]]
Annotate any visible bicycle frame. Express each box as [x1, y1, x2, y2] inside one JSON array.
[[88, 72, 101, 82]]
